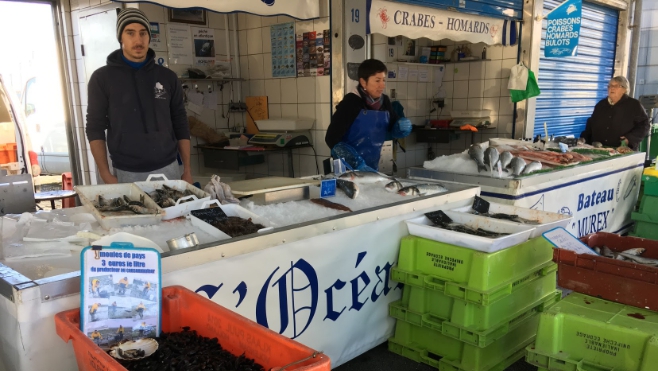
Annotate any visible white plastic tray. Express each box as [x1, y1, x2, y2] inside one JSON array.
[[75, 184, 165, 230], [405, 210, 535, 253], [186, 200, 274, 241], [134, 174, 211, 220], [452, 201, 572, 238]]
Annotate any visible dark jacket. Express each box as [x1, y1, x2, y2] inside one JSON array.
[[86, 49, 190, 172], [580, 95, 649, 150], [325, 89, 399, 149]]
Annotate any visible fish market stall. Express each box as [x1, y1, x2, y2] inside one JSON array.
[[409, 140, 645, 238], [0, 176, 479, 371]]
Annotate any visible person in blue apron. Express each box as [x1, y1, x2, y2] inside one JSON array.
[[325, 59, 412, 172]]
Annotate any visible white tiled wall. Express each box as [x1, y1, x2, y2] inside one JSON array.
[[235, 7, 332, 178], [371, 36, 518, 177]]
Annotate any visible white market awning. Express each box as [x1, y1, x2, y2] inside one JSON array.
[[113, 0, 320, 20], [366, 0, 518, 46]]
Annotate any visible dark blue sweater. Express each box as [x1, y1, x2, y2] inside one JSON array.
[[86, 49, 190, 172]]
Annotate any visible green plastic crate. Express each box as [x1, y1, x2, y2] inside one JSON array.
[[389, 308, 543, 371], [630, 212, 658, 240], [394, 236, 554, 294], [642, 174, 658, 197], [637, 194, 658, 214], [390, 287, 560, 347], [393, 262, 557, 306], [527, 293, 658, 371]]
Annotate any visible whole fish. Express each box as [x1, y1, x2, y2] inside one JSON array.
[[468, 145, 488, 173], [385, 179, 404, 193], [499, 151, 514, 172], [337, 179, 359, 199], [619, 253, 658, 266], [622, 248, 646, 256], [522, 161, 542, 175], [398, 183, 448, 196], [508, 157, 526, 176], [339, 171, 391, 184], [484, 147, 499, 175], [310, 198, 352, 212]]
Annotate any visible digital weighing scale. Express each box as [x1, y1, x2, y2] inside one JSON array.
[[248, 119, 314, 148]]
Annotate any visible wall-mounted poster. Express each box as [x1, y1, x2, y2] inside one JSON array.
[[296, 29, 331, 77], [191, 27, 215, 67], [270, 22, 296, 78], [167, 24, 193, 65]]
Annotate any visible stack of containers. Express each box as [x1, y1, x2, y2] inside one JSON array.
[[630, 167, 658, 239], [389, 203, 568, 371], [537, 232, 658, 370]]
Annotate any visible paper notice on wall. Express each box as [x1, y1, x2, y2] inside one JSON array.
[[398, 66, 408, 80], [418, 70, 429, 82], [204, 91, 218, 110], [192, 27, 215, 67], [150, 23, 166, 52], [408, 69, 418, 81], [167, 24, 193, 65]]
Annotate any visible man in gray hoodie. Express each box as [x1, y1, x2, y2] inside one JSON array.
[[86, 8, 191, 183]]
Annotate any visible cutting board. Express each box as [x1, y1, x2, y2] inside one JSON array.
[[228, 177, 320, 196], [245, 96, 268, 135]]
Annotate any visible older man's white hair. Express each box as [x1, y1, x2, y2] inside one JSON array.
[[610, 76, 629, 91]]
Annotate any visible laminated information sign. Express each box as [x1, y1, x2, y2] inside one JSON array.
[[80, 243, 162, 349]]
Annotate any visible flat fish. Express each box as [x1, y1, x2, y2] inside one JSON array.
[[310, 198, 352, 212], [336, 179, 359, 199], [499, 151, 514, 172], [468, 144, 488, 173]]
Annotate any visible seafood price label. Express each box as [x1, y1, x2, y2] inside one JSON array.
[[542, 227, 598, 255], [80, 243, 162, 349]]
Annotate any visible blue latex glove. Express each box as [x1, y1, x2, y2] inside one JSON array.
[[331, 142, 378, 172], [391, 117, 412, 139]]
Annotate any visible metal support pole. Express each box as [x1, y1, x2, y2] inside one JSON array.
[[628, 0, 643, 97]]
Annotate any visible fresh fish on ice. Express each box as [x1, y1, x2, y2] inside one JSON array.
[[468, 144, 488, 173], [425, 210, 509, 237], [508, 157, 526, 176], [398, 183, 448, 196], [484, 147, 499, 175], [339, 171, 392, 184], [499, 151, 514, 172], [485, 212, 540, 225], [385, 179, 404, 193], [522, 161, 542, 175], [336, 179, 359, 199], [310, 198, 352, 212]]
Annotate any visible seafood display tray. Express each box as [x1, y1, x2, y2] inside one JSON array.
[[405, 210, 535, 253], [55, 285, 331, 371], [452, 201, 572, 238], [75, 184, 165, 230], [555, 232, 658, 311], [394, 235, 555, 292], [526, 293, 658, 371], [388, 306, 543, 371], [187, 201, 274, 241], [134, 174, 211, 220], [389, 265, 559, 346]]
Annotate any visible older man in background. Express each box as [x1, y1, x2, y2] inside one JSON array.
[[579, 76, 650, 150]]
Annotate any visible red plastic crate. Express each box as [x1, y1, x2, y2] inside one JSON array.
[[553, 232, 658, 310], [55, 285, 330, 371]]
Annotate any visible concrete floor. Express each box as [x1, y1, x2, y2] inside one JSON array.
[[334, 342, 538, 371]]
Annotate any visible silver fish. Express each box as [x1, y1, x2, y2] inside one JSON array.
[[398, 184, 448, 196], [468, 145, 488, 173], [522, 161, 542, 175], [602, 246, 615, 257], [339, 171, 391, 184], [128, 205, 156, 215], [499, 151, 514, 172], [385, 180, 404, 192], [337, 179, 359, 199], [622, 248, 646, 256], [594, 247, 601, 254], [619, 253, 658, 266], [508, 157, 526, 176], [484, 147, 499, 175]]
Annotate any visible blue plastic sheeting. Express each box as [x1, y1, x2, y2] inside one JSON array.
[[534, 0, 619, 138], [390, 0, 523, 20]]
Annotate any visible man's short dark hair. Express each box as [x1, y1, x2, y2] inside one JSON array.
[[358, 59, 387, 82]]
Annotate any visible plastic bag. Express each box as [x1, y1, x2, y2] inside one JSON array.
[[510, 70, 541, 103], [507, 63, 529, 90]]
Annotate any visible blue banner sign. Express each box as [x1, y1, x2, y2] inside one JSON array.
[[544, 0, 582, 58]]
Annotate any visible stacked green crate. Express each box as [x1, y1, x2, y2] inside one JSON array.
[[630, 168, 658, 239], [389, 236, 560, 371], [526, 293, 658, 371]]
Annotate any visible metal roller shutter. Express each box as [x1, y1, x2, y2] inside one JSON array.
[[534, 0, 618, 137]]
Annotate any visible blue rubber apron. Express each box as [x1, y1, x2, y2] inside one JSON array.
[[342, 109, 390, 171]]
